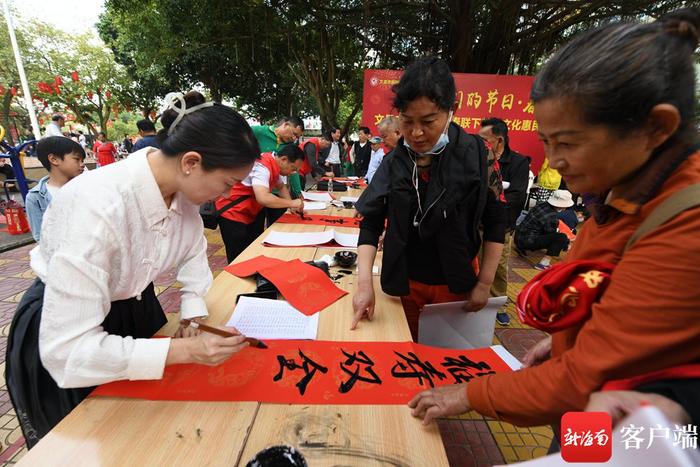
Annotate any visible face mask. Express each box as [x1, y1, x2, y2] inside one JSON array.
[[403, 110, 453, 156]]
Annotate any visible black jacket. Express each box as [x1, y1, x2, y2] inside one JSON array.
[[355, 123, 506, 296], [498, 148, 530, 231]]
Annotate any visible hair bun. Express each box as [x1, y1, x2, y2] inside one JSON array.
[[661, 7, 700, 49], [159, 90, 208, 136]]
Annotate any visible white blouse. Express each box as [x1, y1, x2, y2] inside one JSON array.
[[32, 148, 212, 388]]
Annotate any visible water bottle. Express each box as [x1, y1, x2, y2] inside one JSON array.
[[327, 175, 333, 194]]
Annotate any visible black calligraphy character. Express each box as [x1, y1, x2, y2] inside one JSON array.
[[320, 218, 345, 225], [338, 349, 382, 393], [273, 349, 329, 395], [441, 356, 495, 383], [391, 351, 447, 388]]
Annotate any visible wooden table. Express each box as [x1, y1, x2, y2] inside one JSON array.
[[19, 187, 449, 467]]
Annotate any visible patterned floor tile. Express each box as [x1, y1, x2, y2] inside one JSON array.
[[494, 329, 548, 362], [154, 268, 178, 288], [0, 261, 30, 278], [157, 287, 182, 314], [0, 278, 34, 302]]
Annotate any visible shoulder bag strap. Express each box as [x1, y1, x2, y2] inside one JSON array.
[[214, 195, 250, 217], [624, 183, 700, 252]]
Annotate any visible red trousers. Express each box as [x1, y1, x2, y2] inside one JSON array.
[[400, 281, 469, 341], [400, 258, 479, 341]]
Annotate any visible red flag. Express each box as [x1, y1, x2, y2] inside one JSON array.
[[71, 71, 79, 82]]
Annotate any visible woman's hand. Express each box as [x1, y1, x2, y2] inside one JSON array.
[[351, 282, 375, 330], [174, 317, 204, 338], [408, 384, 471, 425], [462, 281, 490, 312], [522, 335, 552, 368], [168, 326, 249, 366]]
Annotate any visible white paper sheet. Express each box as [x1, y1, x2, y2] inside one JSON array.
[[418, 296, 507, 349], [263, 229, 358, 248], [301, 191, 334, 202], [339, 196, 359, 203], [332, 230, 359, 247], [302, 201, 327, 211], [226, 296, 319, 340], [490, 344, 522, 370]]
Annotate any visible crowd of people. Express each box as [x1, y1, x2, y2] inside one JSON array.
[[3, 6, 698, 457]]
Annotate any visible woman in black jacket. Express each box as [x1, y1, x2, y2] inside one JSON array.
[[352, 57, 506, 339]]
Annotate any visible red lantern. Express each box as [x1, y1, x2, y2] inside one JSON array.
[[71, 71, 79, 82], [54, 75, 63, 87], [105, 90, 112, 99], [10, 87, 17, 96], [87, 91, 94, 100], [37, 82, 54, 94], [53, 84, 61, 95]]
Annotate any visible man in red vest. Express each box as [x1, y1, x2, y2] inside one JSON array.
[[291, 135, 331, 197], [217, 144, 306, 262]]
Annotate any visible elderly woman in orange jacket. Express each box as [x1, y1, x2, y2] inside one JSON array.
[[409, 8, 700, 428]]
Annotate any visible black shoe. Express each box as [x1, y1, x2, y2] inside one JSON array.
[[496, 311, 511, 326]]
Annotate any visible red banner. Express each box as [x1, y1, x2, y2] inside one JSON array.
[[362, 69, 545, 173], [92, 340, 513, 404]]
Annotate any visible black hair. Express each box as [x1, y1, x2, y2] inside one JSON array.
[[359, 126, 371, 135], [98, 132, 107, 138], [392, 56, 456, 112], [480, 117, 510, 148], [36, 136, 85, 171], [276, 143, 305, 162], [136, 119, 156, 133], [287, 116, 305, 132], [158, 91, 260, 171], [531, 7, 699, 144], [51, 114, 64, 122]]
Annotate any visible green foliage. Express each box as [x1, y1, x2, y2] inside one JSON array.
[[0, 11, 141, 139]]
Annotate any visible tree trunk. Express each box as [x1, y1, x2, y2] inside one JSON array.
[[446, 0, 474, 72], [2, 91, 15, 145]]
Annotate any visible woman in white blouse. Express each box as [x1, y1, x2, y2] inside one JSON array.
[[6, 91, 261, 448]]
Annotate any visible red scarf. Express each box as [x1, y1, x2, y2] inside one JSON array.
[[516, 260, 615, 332]]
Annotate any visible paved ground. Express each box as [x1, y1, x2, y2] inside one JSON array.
[[0, 229, 555, 466]]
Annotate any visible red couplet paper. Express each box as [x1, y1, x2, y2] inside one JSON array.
[[275, 213, 361, 229], [91, 340, 514, 404], [224, 255, 286, 277], [558, 220, 576, 241], [258, 259, 347, 315]]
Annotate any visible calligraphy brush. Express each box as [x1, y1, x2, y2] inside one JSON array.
[[180, 319, 268, 349]]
